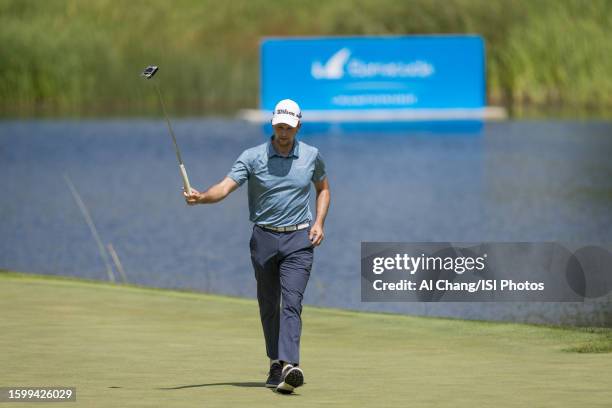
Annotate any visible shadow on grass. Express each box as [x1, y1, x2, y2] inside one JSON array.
[[158, 382, 264, 389]]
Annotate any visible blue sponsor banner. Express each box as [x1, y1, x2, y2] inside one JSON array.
[[260, 36, 485, 111]]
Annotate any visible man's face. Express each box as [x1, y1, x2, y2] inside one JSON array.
[[272, 122, 300, 146]]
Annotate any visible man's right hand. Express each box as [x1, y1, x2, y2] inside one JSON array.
[[182, 177, 239, 205], [183, 187, 202, 206]]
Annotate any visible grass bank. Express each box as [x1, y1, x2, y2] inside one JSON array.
[[0, 271, 611, 407], [0, 0, 611, 117]]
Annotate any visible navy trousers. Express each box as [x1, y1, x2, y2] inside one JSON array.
[[249, 225, 313, 365]]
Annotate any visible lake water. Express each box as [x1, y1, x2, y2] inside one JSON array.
[[1, 119, 611, 325]]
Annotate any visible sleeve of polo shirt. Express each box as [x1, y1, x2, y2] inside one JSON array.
[[311, 151, 327, 183], [227, 151, 251, 186]]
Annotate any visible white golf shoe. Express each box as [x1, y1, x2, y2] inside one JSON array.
[[276, 364, 304, 394]]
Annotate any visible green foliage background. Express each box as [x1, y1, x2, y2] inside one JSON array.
[[1, 0, 610, 116]]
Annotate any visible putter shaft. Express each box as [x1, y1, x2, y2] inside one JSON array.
[[142, 65, 192, 195], [153, 82, 185, 166]]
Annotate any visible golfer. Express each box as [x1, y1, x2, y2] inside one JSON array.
[[183, 99, 330, 394]]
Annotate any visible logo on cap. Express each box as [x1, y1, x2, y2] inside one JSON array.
[[275, 108, 302, 118]]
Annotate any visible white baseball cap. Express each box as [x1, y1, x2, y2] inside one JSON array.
[[271, 99, 302, 128]]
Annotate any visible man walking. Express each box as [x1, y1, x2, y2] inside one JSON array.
[[183, 99, 330, 394]]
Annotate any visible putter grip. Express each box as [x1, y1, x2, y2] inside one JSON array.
[[179, 164, 192, 195]]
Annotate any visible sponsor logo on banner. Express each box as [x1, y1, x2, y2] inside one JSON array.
[[311, 48, 435, 80]]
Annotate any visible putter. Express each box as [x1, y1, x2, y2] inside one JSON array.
[[141, 65, 192, 195]]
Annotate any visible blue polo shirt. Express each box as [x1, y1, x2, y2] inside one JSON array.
[[227, 137, 327, 227]]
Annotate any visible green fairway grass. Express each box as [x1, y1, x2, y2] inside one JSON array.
[[1, 271, 610, 407]]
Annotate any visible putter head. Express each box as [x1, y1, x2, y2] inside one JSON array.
[[141, 65, 159, 79]]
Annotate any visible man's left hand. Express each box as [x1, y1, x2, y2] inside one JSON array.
[[309, 224, 324, 247]]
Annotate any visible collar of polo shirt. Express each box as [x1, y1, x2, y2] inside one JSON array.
[[268, 136, 300, 158]]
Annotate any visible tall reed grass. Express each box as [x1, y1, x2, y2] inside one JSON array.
[[1, 0, 610, 116]]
